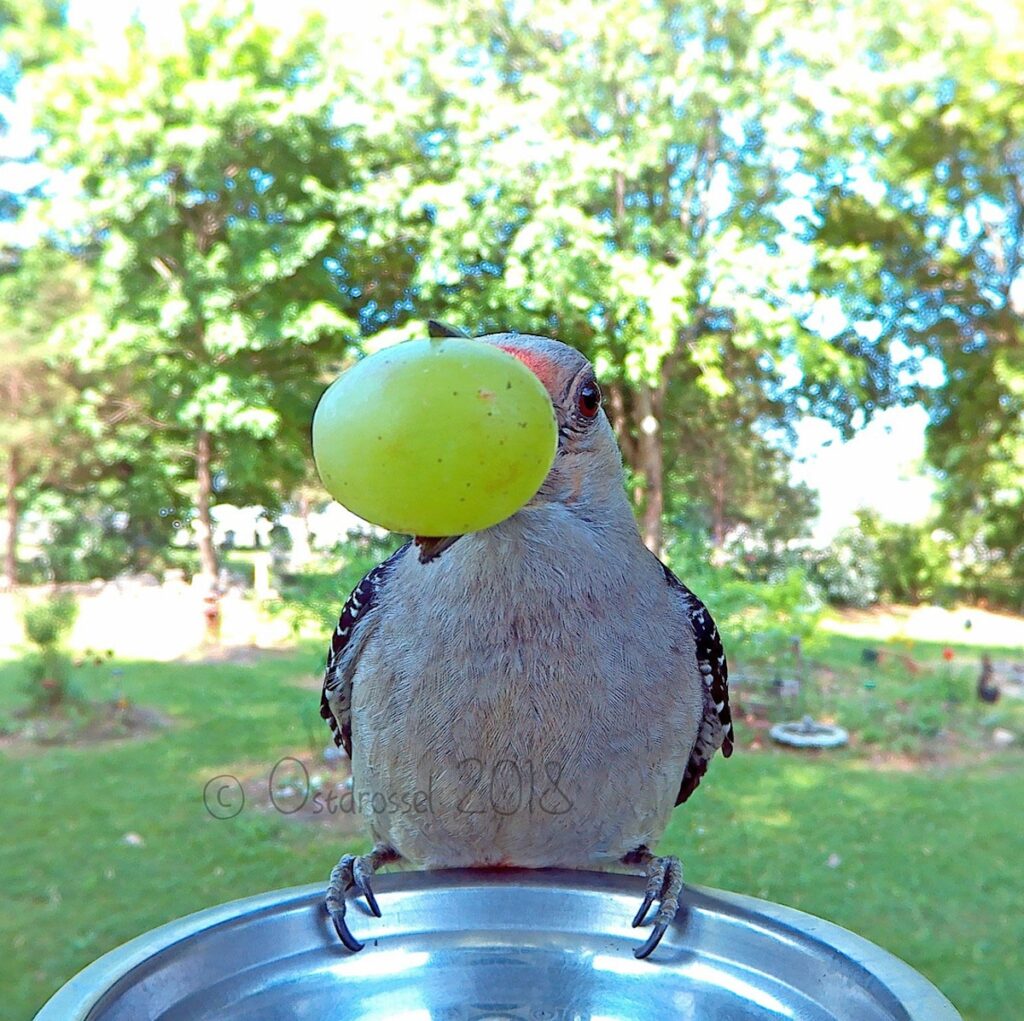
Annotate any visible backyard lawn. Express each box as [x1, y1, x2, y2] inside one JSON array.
[[2, 633, 1022, 1020]]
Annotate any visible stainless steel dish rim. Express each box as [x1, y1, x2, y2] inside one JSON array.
[[34, 868, 960, 1021]]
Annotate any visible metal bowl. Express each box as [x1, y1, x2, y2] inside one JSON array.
[[36, 869, 960, 1021]]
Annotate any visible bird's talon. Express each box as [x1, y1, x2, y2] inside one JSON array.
[[325, 846, 397, 950], [627, 852, 683, 960], [360, 882, 381, 918], [632, 854, 667, 928], [329, 908, 364, 952], [631, 893, 656, 928], [353, 858, 381, 918], [633, 922, 669, 959]]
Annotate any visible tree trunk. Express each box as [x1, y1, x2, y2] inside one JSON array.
[[634, 384, 664, 556], [3, 449, 18, 589], [195, 428, 219, 585], [711, 474, 727, 550], [605, 378, 641, 499], [606, 380, 645, 506], [605, 380, 634, 462], [290, 491, 313, 569]]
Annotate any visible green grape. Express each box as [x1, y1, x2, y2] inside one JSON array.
[[312, 339, 557, 535]]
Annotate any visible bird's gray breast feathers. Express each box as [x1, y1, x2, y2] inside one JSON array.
[[320, 513, 729, 867]]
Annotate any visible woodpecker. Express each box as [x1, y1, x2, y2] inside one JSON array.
[[320, 323, 733, 959]]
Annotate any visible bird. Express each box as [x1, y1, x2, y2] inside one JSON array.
[[320, 321, 733, 959]]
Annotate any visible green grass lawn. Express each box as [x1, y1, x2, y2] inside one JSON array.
[[2, 636, 1022, 1020]]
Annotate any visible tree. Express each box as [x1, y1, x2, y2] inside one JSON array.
[[19, 0, 995, 578], [802, 0, 1024, 605], [660, 335, 819, 553], [27, 2, 422, 582], [0, 244, 88, 586], [0, 0, 67, 225], [384, 0, 916, 554], [856, 510, 952, 605], [808, 524, 881, 609]]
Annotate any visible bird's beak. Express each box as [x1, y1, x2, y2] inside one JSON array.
[[414, 535, 463, 564]]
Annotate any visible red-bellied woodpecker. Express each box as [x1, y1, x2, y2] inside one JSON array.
[[320, 324, 733, 959]]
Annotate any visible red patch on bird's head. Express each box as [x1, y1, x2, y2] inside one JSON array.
[[496, 344, 559, 394]]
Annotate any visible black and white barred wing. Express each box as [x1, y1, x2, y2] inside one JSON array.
[[320, 544, 408, 758], [657, 560, 734, 806]]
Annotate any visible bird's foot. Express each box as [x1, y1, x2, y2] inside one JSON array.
[[624, 846, 684, 959], [325, 844, 398, 951]]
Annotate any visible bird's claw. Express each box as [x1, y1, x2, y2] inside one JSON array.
[[630, 854, 683, 959], [353, 856, 381, 917], [329, 910, 364, 953], [631, 889, 657, 928], [634, 920, 672, 960], [326, 851, 385, 951]]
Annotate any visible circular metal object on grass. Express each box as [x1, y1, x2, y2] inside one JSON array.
[[36, 870, 958, 1020], [771, 715, 850, 748]]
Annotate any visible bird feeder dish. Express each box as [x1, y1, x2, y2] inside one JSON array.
[[36, 871, 959, 1021]]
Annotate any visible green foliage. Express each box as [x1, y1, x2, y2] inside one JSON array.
[[0, 245, 93, 583], [16, 487, 180, 583], [791, 632, 1005, 766], [856, 511, 954, 605], [22, 594, 77, 648], [398, 0, 921, 551], [0, 0, 1019, 606], [667, 412, 820, 561], [807, 512, 955, 608], [38, 509, 134, 583], [22, 1, 427, 579], [663, 529, 822, 664], [20, 593, 78, 707], [955, 545, 1024, 613], [268, 543, 397, 661], [268, 524, 293, 553], [22, 647, 74, 707], [801, 0, 1024, 604], [0, 0, 67, 220], [807, 526, 880, 609]]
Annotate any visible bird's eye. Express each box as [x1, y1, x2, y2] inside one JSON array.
[[577, 381, 601, 419]]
